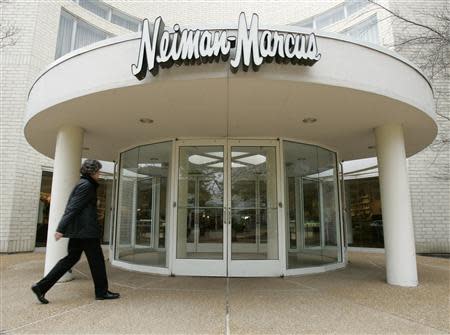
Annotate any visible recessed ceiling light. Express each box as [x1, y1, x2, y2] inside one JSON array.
[[302, 117, 317, 124], [235, 154, 266, 165], [139, 118, 154, 124], [189, 155, 219, 165]]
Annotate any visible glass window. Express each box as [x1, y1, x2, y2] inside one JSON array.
[[55, 11, 74, 59], [342, 15, 380, 44], [295, 19, 314, 29], [231, 147, 278, 260], [346, 0, 369, 17], [74, 20, 109, 50], [35, 171, 53, 247], [318, 148, 341, 261], [176, 146, 224, 260], [35, 171, 113, 247], [345, 177, 383, 248], [315, 5, 345, 29], [291, 0, 369, 31], [55, 10, 111, 59], [78, 0, 109, 19], [284, 141, 341, 269], [73, 0, 141, 32], [116, 142, 172, 267], [111, 11, 140, 32]]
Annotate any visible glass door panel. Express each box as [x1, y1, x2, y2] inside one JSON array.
[[176, 146, 224, 260], [136, 177, 153, 246], [230, 146, 278, 261], [174, 141, 281, 277], [283, 140, 342, 270], [116, 141, 171, 268], [302, 178, 321, 248]]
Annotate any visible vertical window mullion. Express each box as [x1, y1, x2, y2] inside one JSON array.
[[70, 20, 77, 52]]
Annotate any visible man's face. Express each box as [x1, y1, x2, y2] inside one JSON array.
[[91, 170, 101, 181]]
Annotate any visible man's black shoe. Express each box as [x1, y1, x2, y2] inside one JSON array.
[[95, 291, 120, 300], [31, 284, 49, 304]]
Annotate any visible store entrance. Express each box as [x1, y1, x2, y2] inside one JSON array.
[[173, 140, 282, 277]]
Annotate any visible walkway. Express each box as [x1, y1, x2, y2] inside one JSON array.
[[1, 252, 449, 334]]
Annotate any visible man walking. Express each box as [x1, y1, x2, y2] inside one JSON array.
[[31, 160, 120, 304]]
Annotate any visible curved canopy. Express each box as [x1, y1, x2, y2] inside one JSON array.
[[25, 26, 437, 161]]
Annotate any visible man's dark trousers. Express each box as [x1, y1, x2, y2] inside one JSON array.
[[36, 238, 108, 297]]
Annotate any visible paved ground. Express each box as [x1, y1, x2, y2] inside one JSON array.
[[1, 251, 449, 334]]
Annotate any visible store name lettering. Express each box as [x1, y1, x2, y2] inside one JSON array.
[[132, 13, 321, 80]]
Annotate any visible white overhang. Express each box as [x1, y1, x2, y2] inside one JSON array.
[[24, 26, 437, 161]]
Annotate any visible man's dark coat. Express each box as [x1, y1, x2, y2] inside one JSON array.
[[56, 175, 101, 239]]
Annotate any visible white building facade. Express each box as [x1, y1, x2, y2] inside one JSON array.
[[1, 0, 448, 281]]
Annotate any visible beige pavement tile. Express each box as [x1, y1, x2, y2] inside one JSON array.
[[285, 253, 450, 333], [230, 277, 317, 293], [12, 288, 225, 334], [228, 290, 446, 334], [138, 276, 227, 292], [1, 251, 449, 334]]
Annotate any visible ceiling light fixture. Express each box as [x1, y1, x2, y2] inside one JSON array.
[[189, 155, 219, 165], [302, 117, 317, 124], [139, 118, 154, 124], [236, 154, 266, 165]]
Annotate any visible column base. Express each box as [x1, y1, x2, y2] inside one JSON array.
[[387, 279, 418, 287], [58, 271, 74, 283]]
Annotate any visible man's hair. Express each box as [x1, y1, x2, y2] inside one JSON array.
[[80, 160, 102, 176]]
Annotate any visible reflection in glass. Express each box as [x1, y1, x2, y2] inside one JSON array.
[[303, 178, 320, 247], [177, 146, 224, 259], [231, 147, 278, 260], [284, 141, 341, 269], [345, 177, 383, 248], [116, 142, 171, 267], [318, 148, 340, 261]]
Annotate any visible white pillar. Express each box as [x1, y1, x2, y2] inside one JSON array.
[[44, 125, 84, 280], [374, 124, 418, 287]]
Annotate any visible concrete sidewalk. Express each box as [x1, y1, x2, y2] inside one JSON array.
[[1, 251, 449, 334]]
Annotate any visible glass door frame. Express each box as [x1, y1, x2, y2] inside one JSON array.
[[171, 139, 229, 276], [171, 138, 285, 277], [111, 139, 174, 275], [227, 139, 285, 277], [282, 138, 346, 276]]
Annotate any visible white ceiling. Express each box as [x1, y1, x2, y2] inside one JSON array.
[[25, 76, 436, 161]]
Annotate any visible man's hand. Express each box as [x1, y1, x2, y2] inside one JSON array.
[[55, 232, 63, 241]]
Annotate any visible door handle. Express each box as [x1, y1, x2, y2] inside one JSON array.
[[223, 207, 227, 225]]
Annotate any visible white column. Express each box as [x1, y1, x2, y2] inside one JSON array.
[[374, 123, 418, 287], [44, 125, 84, 280]]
